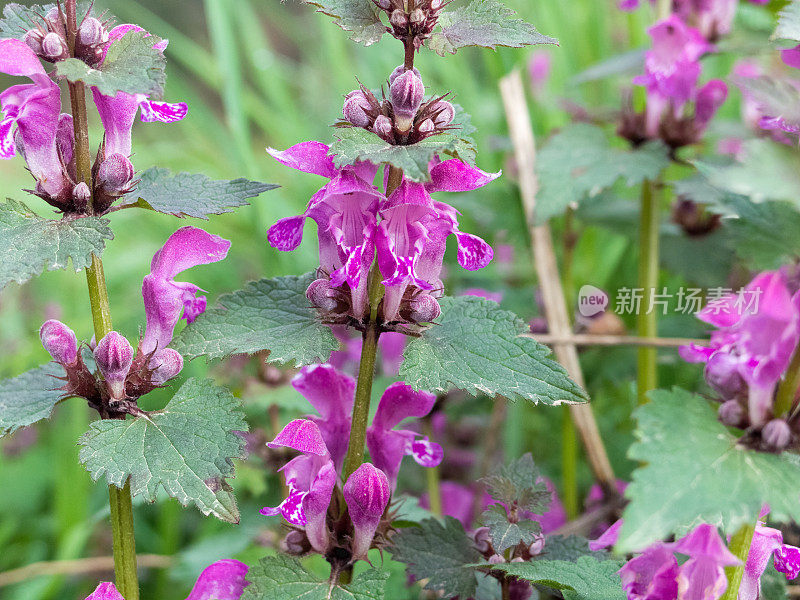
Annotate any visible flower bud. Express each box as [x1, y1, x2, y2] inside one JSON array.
[[72, 182, 91, 212], [77, 17, 105, 47], [473, 527, 492, 553], [718, 399, 745, 428], [390, 9, 408, 28], [511, 556, 525, 563], [40, 319, 78, 365], [408, 294, 441, 323], [430, 0, 443, 10], [376, 0, 391, 8], [306, 278, 339, 312], [418, 118, 434, 134], [389, 64, 421, 85], [45, 7, 66, 36], [763, 419, 792, 450], [24, 29, 44, 54], [343, 90, 372, 128], [97, 153, 135, 193], [704, 352, 745, 400], [343, 463, 391, 559], [528, 533, 545, 556], [488, 554, 505, 564], [431, 100, 455, 127], [149, 348, 184, 386], [281, 530, 308, 555], [374, 115, 393, 138], [409, 7, 425, 23], [94, 332, 134, 400], [41, 32, 68, 61], [390, 70, 425, 132]]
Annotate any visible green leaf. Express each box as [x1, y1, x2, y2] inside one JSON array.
[[78, 378, 247, 523], [694, 139, 800, 204], [171, 273, 340, 367], [330, 105, 476, 182], [735, 76, 800, 134], [0, 199, 113, 289], [775, 0, 800, 41], [541, 535, 608, 562], [481, 504, 542, 553], [0, 3, 52, 38], [56, 29, 166, 98], [480, 453, 551, 513], [571, 49, 645, 85], [618, 388, 800, 552], [400, 295, 588, 404], [0, 363, 65, 437], [535, 123, 670, 223], [428, 0, 557, 56], [241, 555, 388, 600], [390, 517, 482, 598], [302, 0, 385, 45], [488, 556, 626, 600], [121, 167, 278, 219]]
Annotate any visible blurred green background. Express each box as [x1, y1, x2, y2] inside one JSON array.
[[0, 0, 772, 597]]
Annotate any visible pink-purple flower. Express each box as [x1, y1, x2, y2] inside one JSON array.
[[343, 462, 391, 559]]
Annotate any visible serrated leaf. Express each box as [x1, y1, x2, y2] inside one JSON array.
[[694, 139, 800, 204], [0, 3, 52, 38], [541, 535, 608, 562], [488, 556, 626, 600], [171, 273, 340, 366], [56, 29, 166, 98], [120, 167, 278, 219], [535, 123, 670, 223], [241, 555, 388, 600], [0, 363, 65, 437], [618, 388, 800, 552], [480, 453, 551, 512], [400, 295, 588, 404], [390, 517, 482, 598], [481, 504, 541, 553], [428, 0, 557, 56], [775, 0, 800, 41], [78, 378, 247, 523], [302, 0, 386, 45], [0, 199, 113, 289]]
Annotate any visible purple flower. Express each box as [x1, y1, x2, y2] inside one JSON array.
[[94, 332, 134, 400], [366, 382, 443, 490], [39, 319, 78, 365], [266, 141, 382, 320], [0, 39, 72, 203], [141, 226, 231, 355], [420, 481, 489, 528], [85, 559, 248, 600], [261, 419, 337, 553], [619, 543, 680, 600], [740, 522, 783, 600], [527, 51, 552, 95], [343, 462, 391, 559], [774, 544, 800, 580], [672, 524, 740, 600], [590, 519, 623, 551], [291, 363, 356, 471]]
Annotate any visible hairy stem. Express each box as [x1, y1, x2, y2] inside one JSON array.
[[720, 523, 755, 600], [65, 1, 139, 597], [422, 416, 442, 516], [636, 179, 659, 405], [501, 576, 511, 600], [774, 347, 800, 418]]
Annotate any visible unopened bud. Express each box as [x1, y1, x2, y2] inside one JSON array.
[[704, 352, 745, 400], [409, 7, 425, 23], [306, 279, 339, 312], [430, 0, 442, 9], [528, 533, 545, 556], [344, 463, 391, 559], [41, 32, 67, 61], [23, 29, 44, 54], [432, 100, 455, 127], [390, 9, 408, 28], [281, 530, 307, 555], [488, 554, 505, 564], [97, 153, 134, 192], [149, 348, 184, 386], [389, 64, 421, 85], [763, 419, 792, 450], [376, 0, 392, 8], [40, 319, 78, 365], [391, 69, 424, 132], [418, 118, 434, 134], [45, 7, 65, 36], [373, 114, 393, 138], [77, 17, 104, 47], [511, 556, 525, 563], [409, 294, 441, 323], [94, 332, 134, 400], [718, 400, 745, 428], [72, 182, 90, 212], [473, 527, 492, 553], [343, 90, 372, 128]]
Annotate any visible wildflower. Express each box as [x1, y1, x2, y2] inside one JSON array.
[[343, 462, 391, 559], [39, 319, 78, 365]]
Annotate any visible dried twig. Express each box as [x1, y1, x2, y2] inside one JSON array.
[[500, 71, 617, 496], [0, 554, 173, 588], [526, 333, 707, 348]]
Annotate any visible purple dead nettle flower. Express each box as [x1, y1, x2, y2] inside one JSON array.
[[733, 59, 800, 144], [343, 462, 391, 559], [94, 331, 134, 401], [266, 141, 382, 323], [39, 319, 78, 365], [0, 38, 75, 209], [86, 559, 249, 600], [680, 270, 800, 441], [366, 382, 443, 491]]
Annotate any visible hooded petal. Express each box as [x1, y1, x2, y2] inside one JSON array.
[[739, 524, 783, 600], [85, 583, 124, 600], [673, 524, 740, 565], [91, 88, 138, 157], [268, 215, 306, 251], [267, 141, 337, 179], [425, 159, 501, 193], [267, 419, 329, 456], [0, 39, 50, 87], [371, 382, 437, 431], [618, 542, 680, 600], [590, 519, 623, 551], [185, 560, 249, 600]]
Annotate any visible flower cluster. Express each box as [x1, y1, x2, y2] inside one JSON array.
[[267, 70, 498, 332], [39, 227, 228, 418], [0, 9, 186, 214], [680, 269, 800, 450], [261, 363, 442, 567], [619, 15, 727, 149], [375, 0, 443, 51]]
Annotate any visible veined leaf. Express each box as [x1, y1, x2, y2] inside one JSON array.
[[0, 363, 65, 437]]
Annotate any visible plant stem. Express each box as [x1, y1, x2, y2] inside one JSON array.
[[656, 0, 672, 20], [343, 322, 380, 480], [501, 577, 511, 600], [422, 416, 442, 516], [636, 179, 659, 405], [720, 523, 755, 600], [561, 207, 579, 518], [65, 1, 138, 596], [775, 347, 800, 418]]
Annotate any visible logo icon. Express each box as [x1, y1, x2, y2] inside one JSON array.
[[578, 285, 608, 317]]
